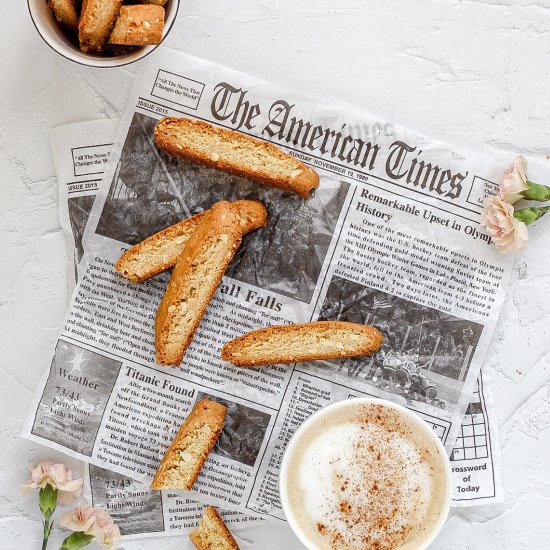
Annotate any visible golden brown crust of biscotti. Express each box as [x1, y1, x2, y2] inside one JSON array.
[[231, 199, 269, 233], [190, 507, 240, 550], [221, 321, 384, 367], [114, 200, 267, 283], [140, 0, 168, 5], [109, 5, 165, 46], [154, 117, 320, 199], [151, 400, 227, 491], [155, 201, 260, 366], [79, 0, 122, 52], [47, 0, 80, 29]]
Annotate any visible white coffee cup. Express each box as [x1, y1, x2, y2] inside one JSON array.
[[27, 0, 180, 68], [279, 398, 452, 550]]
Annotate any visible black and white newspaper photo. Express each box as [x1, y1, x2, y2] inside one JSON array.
[[26, 49, 513, 523]]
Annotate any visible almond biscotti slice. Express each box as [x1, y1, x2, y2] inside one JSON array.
[[79, 0, 122, 52], [109, 5, 165, 46], [154, 117, 319, 198], [141, 0, 168, 5], [115, 200, 266, 283], [156, 201, 263, 366], [190, 507, 240, 550], [115, 211, 206, 283], [47, 0, 79, 29], [151, 400, 226, 491], [221, 321, 384, 367]]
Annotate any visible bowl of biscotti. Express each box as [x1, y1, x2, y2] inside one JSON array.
[[28, 0, 179, 67]]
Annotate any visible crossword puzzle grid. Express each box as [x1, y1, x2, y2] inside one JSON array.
[[452, 385, 489, 461]]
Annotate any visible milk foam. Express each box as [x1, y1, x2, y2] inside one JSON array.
[[284, 404, 447, 550]]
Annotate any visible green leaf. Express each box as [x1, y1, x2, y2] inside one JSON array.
[[59, 532, 95, 550]]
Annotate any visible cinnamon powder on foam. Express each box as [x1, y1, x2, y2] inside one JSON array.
[[286, 405, 446, 550]]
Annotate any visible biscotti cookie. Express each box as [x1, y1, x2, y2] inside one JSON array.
[[79, 0, 122, 52], [141, 0, 168, 5], [47, 0, 79, 29], [221, 321, 384, 367], [155, 201, 265, 366], [115, 200, 267, 283], [109, 5, 165, 46], [190, 507, 240, 550], [154, 117, 320, 198], [115, 212, 206, 283], [151, 400, 227, 491]]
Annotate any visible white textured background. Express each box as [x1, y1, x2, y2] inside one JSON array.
[[1, 1, 550, 549]]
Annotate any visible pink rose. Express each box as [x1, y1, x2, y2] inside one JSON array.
[[22, 461, 83, 505], [481, 196, 528, 253], [499, 155, 528, 204], [61, 505, 121, 549]]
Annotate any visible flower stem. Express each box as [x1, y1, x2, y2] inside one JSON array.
[[39, 484, 57, 550], [42, 518, 52, 550]]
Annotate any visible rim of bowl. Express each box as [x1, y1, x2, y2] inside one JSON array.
[[279, 397, 453, 550], [27, 0, 180, 68]]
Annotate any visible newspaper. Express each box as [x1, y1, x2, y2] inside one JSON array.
[[451, 370, 503, 505], [50, 120, 263, 539], [28, 49, 513, 522], [51, 119, 504, 510]]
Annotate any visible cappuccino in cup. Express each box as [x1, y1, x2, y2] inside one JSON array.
[[280, 399, 451, 550]]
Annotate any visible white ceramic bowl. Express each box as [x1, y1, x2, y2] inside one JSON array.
[[28, 0, 180, 68], [279, 397, 453, 550]]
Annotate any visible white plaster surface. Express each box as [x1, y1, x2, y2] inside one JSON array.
[[1, 1, 550, 549]]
